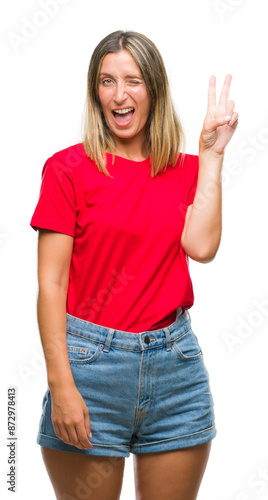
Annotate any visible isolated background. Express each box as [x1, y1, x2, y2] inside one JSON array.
[[1, 0, 268, 498]]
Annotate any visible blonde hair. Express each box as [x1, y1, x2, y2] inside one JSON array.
[[81, 30, 185, 178]]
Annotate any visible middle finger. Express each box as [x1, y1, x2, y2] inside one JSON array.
[[219, 74, 232, 106]]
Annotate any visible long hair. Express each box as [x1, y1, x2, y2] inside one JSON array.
[[81, 30, 185, 178]]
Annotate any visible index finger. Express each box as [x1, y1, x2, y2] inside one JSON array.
[[219, 74, 232, 106], [208, 75, 216, 107]]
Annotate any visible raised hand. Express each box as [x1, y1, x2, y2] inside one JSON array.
[[199, 74, 239, 157]]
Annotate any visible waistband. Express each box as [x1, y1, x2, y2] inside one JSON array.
[[66, 307, 192, 352]]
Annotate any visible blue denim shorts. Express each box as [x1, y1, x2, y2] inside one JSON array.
[[37, 308, 217, 457]]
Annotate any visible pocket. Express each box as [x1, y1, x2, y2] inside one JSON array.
[[66, 331, 102, 364], [172, 327, 203, 361]]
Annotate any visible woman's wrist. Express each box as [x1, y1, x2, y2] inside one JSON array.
[[48, 371, 76, 392], [199, 145, 224, 164]]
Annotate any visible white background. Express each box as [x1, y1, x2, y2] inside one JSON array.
[[1, 0, 268, 498]]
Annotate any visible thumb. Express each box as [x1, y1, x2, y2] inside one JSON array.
[[204, 113, 231, 131], [223, 112, 232, 125], [84, 408, 92, 439]]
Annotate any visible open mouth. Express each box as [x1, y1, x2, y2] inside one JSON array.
[[112, 107, 135, 126]]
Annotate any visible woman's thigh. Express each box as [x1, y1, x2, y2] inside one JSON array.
[[133, 441, 212, 500], [41, 447, 125, 500]]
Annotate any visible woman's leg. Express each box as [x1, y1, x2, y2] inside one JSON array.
[[133, 441, 212, 500], [41, 447, 126, 500]]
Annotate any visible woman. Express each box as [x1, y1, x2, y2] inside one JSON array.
[[30, 30, 238, 500]]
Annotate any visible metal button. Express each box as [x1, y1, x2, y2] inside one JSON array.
[[144, 335, 150, 344]]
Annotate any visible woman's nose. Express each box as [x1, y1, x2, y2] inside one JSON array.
[[114, 83, 127, 103]]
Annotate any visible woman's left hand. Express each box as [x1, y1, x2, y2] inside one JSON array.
[[199, 74, 239, 158]]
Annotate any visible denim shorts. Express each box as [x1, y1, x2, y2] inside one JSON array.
[[37, 308, 217, 457]]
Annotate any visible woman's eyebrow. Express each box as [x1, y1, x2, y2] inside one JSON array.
[[99, 73, 143, 79], [124, 75, 143, 79]]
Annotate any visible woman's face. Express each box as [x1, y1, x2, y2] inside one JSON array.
[[98, 50, 152, 148]]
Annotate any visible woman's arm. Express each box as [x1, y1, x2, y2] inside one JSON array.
[[37, 229, 92, 449], [181, 152, 223, 263], [181, 74, 238, 263]]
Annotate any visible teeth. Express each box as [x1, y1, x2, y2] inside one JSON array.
[[113, 107, 134, 115]]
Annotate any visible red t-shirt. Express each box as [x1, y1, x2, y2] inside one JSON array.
[[30, 143, 199, 333]]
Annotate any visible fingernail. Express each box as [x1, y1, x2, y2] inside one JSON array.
[[89, 432, 92, 439], [225, 113, 232, 122]]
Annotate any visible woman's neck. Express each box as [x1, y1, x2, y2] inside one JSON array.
[[113, 133, 150, 162], [114, 149, 148, 162]]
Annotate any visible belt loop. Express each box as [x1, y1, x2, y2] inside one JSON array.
[[176, 307, 182, 320], [103, 328, 114, 353], [163, 327, 172, 351], [186, 309, 191, 323]]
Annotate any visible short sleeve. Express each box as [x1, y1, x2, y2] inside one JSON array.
[[30, 156, 76, 237], [186, 155, 199, 207]]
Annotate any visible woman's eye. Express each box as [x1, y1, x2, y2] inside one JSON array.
[[129, 81, 141, 85], [102, 79, 112, 85]]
